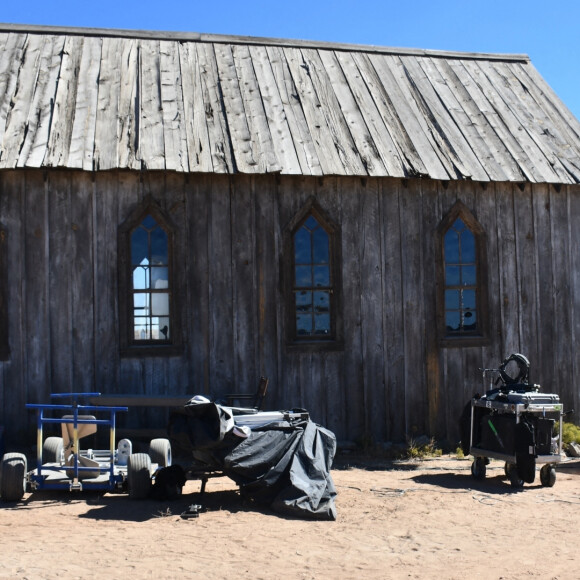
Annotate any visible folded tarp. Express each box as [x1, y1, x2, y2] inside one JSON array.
[[168, 402, 337, 520]]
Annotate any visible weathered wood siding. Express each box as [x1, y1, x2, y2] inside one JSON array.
[[1, 169, 579, 446]]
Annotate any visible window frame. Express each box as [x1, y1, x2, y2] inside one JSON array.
[[118, 199, 182, 357], [283, 199, 343, 351], [436, 201, 490, 348], [0, 223, 8, 361]]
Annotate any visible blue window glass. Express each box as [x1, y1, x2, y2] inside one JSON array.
[[444, 218, 478, 335], [130, 215, 171, 341], [292, 214, 333, 339]]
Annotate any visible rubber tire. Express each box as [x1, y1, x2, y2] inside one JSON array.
[[1, 453, 28, 502], [148, 438, 172, 467], [471, 457, 486, 480], [516, 455, 536, 484], [506, 463, 524, 488], [43, 437, 64, 463], [540, 464, 556, 487], [127, 453, 152, 500]]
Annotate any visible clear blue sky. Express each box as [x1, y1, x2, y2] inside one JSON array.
[[3, 0, 579, 120]]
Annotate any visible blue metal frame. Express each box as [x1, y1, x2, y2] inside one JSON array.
[[26, 392, 128, 491]]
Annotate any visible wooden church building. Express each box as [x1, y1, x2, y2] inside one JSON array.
[[1, 23, 580, 448]]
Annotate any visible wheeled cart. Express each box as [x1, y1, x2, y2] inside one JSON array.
[[0, 393, 173, 502], [467, 354, 564, 488]]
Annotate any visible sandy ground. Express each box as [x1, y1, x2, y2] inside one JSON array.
[[1, 455, 579, 580]]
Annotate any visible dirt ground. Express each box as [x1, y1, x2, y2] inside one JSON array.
[[1, 455, 579, 579]]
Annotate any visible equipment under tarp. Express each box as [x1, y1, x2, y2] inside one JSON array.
[[168, 401, 337, 520]]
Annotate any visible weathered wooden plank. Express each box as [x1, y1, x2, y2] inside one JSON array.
[[184, 173, 211, 394], [195, 43, 235, 173], [253, 176, 280, 406], [422, 57, 510, 182], [231, 45, 281, 174], [318, 50, 387, 177], [336, 52, 406, 177], [431, 58, 520, 182], [177, 42, 213, 172], [47, 173, 74, 391], [357, 178, 388, 440], [549, 186, 573, 398], [447, 60, 529, 183], [0, 172, 27, 439], [495, 185, 520, 354], [530, 183, 554, 389], [378, 178, 405, 440], [0, 34, 44, 169], [67, 36, 102, 170], [568, 186, 580, 416], [93, 37, 123, 171], [512, 185, 539, 368], [465, 60, 560, 183], [18, 35, 65, 168], [473, 183, 502, 370], [116, 38, 140, 170], [248, 45, 302, 174], [213, 43, 261, 173], [208, 174, 235, 392], [504, 62, 580, 183], [266, 46, 322, 176], [44, 36, 83, 167], [70, 172, 96, 390], [284, 47, 348, 175], [138, 39, 166, 170], [401, 56, 490, 182], [230, 174, 258, 392], [368, 53, 450, 180], [159, 40, 188, 172], [0, 33, 28, 155], [399, 178, 428, 436], [352, 53, 427, 179], [483, 61, 572, 184], [93, 172, 122, 393], [517, 62, 580, 165], [299, 48, 367, 175]]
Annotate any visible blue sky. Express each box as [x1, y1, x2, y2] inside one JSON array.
[[2, 0, 579, 120]]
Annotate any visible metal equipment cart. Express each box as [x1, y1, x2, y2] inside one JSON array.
[[0, 392, 172, 502], [467, 354, 564, 488]]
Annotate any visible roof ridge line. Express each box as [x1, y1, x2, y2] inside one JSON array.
[[0, 22, 530, 62]]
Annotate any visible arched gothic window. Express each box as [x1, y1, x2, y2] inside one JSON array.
[[118, 200, 181, 354], [285, 200, 342, 347], [437, 201, 489, 346]]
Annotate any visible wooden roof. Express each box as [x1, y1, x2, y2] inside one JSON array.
[[1, 23, 579, 183]]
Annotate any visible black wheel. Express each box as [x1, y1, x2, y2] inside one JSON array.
[[1, 453, 28, 502], [506, 463, 524, 488], [127, 453, 152, 500], [471, 457, 487, 480], [516, 455, 536, 484], [148, 438, 172, 467], [43, 437, 64, 463], [540, 464, 556, 487]]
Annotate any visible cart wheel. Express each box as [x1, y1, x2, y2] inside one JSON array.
[[540, 464, 556, 487], [1, 453, 28, 502], [471, 457, 486, 480], [148, 438, 172, 467], [516, 455, 536, 484], [127, 453, 152, 500], [506, 463, 524, 489], [43, 437, 64, 464]]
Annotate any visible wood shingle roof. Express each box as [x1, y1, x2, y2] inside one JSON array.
[[1, 23, 579, 183]]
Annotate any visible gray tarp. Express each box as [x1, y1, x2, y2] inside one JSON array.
[[168, 402, 337, 520]]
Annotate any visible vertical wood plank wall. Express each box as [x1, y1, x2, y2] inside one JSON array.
[[1, 169, 579, 446]]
